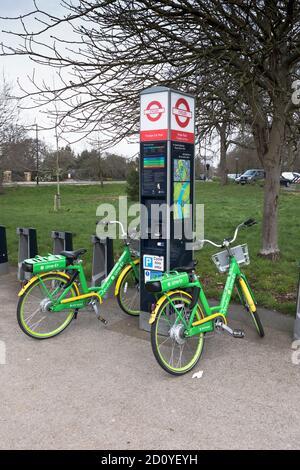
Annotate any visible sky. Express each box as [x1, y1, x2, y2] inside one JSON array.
[[0, 1, 218, 163], [0, 0, 139, 157]]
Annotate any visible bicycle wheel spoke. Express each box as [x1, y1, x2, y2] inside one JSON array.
[[158, 336, 171, 347], [169, 342, 175, 367], [161, 311, 173, 327], [28, 315, 47, 331], [25, 306, 41, 323], [26, 293, 44, 301], [176, 344, 184, 368]]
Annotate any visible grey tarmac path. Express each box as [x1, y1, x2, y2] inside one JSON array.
[[0, 269, 298, 450]]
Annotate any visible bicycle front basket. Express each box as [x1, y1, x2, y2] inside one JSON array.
[[212, 244, 250, 273], [128, 229, 140, 257]]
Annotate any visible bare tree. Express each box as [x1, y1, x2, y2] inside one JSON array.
[[0, 77, 18, 141], [0, 76, 23, 190], [2, 1, 300, 258]]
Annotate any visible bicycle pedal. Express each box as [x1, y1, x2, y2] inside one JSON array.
[[233, 329, 245, 339], [97, 316, 108, 326], [216, 320, 244, 339]]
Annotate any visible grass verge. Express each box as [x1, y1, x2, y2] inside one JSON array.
[[0, 181, 298, 314]]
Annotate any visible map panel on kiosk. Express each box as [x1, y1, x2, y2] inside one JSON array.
[[141, 141, 167, 196]]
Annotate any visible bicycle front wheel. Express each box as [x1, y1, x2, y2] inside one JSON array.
[[239, 278, 265, 337], [17, 273, 78, 340], [151, 291, 205, 376], [249, 310, 265, 337], [117, 261, 140, 316]]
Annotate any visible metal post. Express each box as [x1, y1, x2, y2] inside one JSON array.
[[294, 263, 300, 340], [36, 124, 39, 186], [51, 231, 73, 255], [17, 228, 38, 282], [0, 226, 9, 275], [54, 123, 61, 211], [91, 235, 114, 293], [235, 157, 239, 179]]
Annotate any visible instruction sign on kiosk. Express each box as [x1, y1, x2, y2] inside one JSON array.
[[139, 86, 196, 325]]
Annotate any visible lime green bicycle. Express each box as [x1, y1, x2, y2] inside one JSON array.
[[17, 221, 140, 339], [146, 219, 264, 375]]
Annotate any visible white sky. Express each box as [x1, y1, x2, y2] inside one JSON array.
[[0, 0, 219, 163], [0, 0, 139, 157]]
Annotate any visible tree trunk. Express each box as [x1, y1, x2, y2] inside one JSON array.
[[249, 82, 286, 260], [259, 117, 285, 260], [219, 123, 228, 185], [0, 168, 3, 194], [260, 164, 281, 259]]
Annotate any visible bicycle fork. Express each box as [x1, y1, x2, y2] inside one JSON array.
[[214, 275, 257, 339]]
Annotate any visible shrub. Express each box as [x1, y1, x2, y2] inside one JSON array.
[[126, 168, 139, 200]]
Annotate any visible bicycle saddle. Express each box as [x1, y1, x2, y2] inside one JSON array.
[[60, 248, 87, 260]]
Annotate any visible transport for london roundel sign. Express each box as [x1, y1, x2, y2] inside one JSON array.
[[144, 100, 165, 122], [172, 98, 192, 128]]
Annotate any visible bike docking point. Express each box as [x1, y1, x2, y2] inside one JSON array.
[[139, 86, 196, 331]]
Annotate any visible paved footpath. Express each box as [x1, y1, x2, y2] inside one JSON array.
[[0, 269, 299, 450]]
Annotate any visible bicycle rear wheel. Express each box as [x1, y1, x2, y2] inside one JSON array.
[[117, 261, 140, 316], [151, 291, 205, 375], [17, 273, 78, 340]]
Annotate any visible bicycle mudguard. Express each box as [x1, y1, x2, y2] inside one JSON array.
[[114, 259, 140, 296], [149, 290, 192, 325], [238, 277, 257, 313], [239, 274, 257, 305], [18, 272, 79, 297]]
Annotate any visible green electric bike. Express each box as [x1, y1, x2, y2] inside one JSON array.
[[17, 221, 140, 339], [146, 219, 264, 375]]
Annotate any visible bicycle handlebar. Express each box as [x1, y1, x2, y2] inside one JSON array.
[[198, 219, 257, 249], [98, 220, 127, 238]]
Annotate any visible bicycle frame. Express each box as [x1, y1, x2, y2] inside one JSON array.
[[164, 256, 256, 338], [37, 244, 139, 312]]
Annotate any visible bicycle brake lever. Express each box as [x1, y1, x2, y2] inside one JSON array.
[[96, 220, 108, 226], [244, 218, 257, 227]]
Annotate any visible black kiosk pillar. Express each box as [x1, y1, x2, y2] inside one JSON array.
[[139, 86, 195, 329]]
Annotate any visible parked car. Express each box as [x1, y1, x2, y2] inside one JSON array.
[[282, 171, 300, 182], [293, 172, 300, 183], [235, 169, 265, 184], [280, 175, 291, 187], [227, 173, 240, 180]]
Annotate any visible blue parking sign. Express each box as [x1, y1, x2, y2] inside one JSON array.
[[143, 254, 164, 271], [144, 256, 153, 269]]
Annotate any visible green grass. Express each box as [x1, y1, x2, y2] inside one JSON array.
[[0, 184, 126, 280], [195, 181, 299, 315], [0, 181, 299, 314]]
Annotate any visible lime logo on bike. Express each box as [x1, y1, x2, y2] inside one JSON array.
[[24, 254, 67, 274], [68, 301, 85, 309], [159, 272, 189, 291]]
